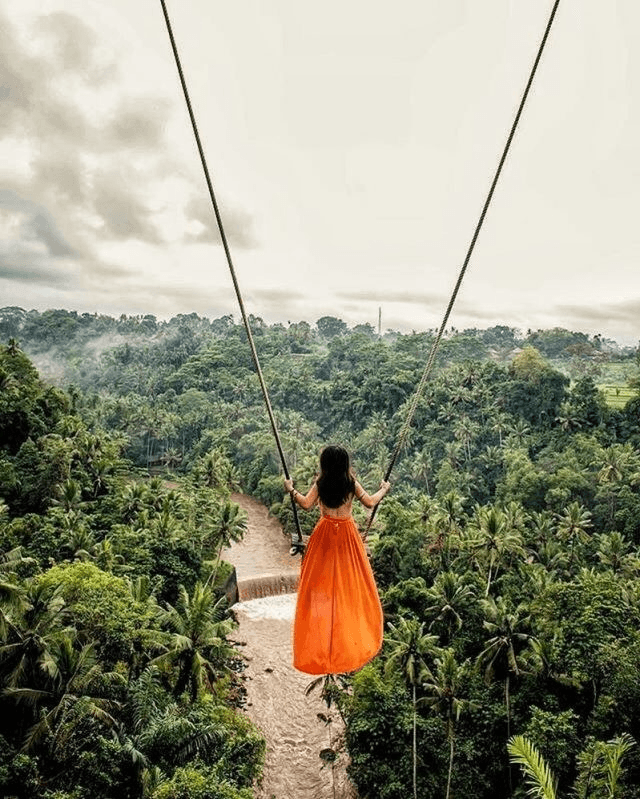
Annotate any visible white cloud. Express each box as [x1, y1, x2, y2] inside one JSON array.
[[0, 2, 254, 304]]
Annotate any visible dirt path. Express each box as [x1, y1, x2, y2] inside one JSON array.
[[224, 494, 357, 799]]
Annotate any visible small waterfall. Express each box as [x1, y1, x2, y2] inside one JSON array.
[[236, 571, 300, 602]]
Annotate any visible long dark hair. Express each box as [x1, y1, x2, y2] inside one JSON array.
[[316, 445, 355, 508]]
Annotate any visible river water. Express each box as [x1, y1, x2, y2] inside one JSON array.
[[225, 495, 357, 799]]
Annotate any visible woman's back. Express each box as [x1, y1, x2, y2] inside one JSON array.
[[317, 490, 355, 519]]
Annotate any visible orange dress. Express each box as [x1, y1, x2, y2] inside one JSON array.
[[293, 500, 383, 675]]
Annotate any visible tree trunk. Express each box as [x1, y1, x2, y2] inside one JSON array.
[[569, 535, 575, 568], [609, 492, 616, 527], [505, 673, 511, 739], [446, 732, 455, 799], [412, 683, 417, 799], [207, 540, 225, 588], [506, 673, 512, 793]]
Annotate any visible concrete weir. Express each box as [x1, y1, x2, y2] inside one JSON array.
[[236, 571, 300, 602]]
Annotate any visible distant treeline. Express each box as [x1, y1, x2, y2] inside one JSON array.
[[1, 305, 633, 358]]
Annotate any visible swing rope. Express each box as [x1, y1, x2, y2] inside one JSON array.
[[159, 0, 561, 546], [158, 0, 305, 552], [365, 0, 562, 536]]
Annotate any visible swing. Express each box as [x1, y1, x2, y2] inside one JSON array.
[[158, 0, 562, 673]]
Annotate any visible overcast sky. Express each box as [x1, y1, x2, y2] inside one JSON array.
[[1, 0, 638, 343]]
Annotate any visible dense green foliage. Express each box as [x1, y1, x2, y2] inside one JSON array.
[[0, 337, 263, 798], [2, 306, 640, 798]]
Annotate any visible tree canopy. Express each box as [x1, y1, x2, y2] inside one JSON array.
[[2, 309, 640, 798]]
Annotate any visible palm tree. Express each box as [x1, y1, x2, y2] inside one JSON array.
[[305, 672, 351, 779], [596, 444, 634, 485], [595, 531, 640, 577], [503, 501, 527, 538], [146, 477, 167, 513], [0, 582, 68, 692], [505, 420, 531, 449], [120, 483, 148, 523], [420, 649, 470, 799], [92, 537, 128, 574], [529, 510, 555, 547], [443, 441, 464, 469], [194, 448, 234, 490], [555, 502, 592, 569], [573, 732, 635, 799], [5, 635, 123, 752], [530, 540, 568, 576], [468, 506, 525, 595], [436, 491, 465, 533], [89, 456, 116, 497], [411, 449, 434, 495], [425, 571, 477, 644], [491, 412, 511, 447], [596, 445, 636, 525], [161, 447, 183, 470], [151, 508, 181, 542], [427, 492, 465, 569], [124, 577, 164, 680], [0, 546, 31, 640], [156, 582, 235, 701], [305, 672, 351, 726], [207, 500, 247, 586], [522, 633, 581, 691], [56, 513, 95, 562], [118, 665, 224, 790], [453, 415, 479, 461], [481, 445, 504, 472], [437, 402, 458, 425], [53, 478, 83, 512], [478, 596, 534, 777], [384, 617, 439, 799], [449, 384, 472, 407], [369, 410, 389, 444], [555, 402, 582, 433]]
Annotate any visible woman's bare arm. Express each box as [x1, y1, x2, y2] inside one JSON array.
[[355, 480, 390, 509], [284, 478, 318, 510]]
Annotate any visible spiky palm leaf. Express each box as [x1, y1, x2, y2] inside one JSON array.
[[507, 735, 557, 799]]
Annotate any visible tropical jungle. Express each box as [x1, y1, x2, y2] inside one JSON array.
[[1, 304, 640, 799]]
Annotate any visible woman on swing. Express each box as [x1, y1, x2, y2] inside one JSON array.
[[284, 445, 390, 675]]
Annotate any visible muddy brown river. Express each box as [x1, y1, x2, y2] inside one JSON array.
[[224, 494, 357, 799]]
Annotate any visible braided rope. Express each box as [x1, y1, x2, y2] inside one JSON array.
[[158, 0, 304, 550], [365, 0, 562, 536]]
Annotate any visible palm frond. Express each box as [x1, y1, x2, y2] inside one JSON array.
[[605, 732, 635, 796], [4, 686, 52, 706], [120, 736, 150, 768], [507, 735, 557, 799], [22, 713, 53, 752], [170, 633, 193, 652]]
